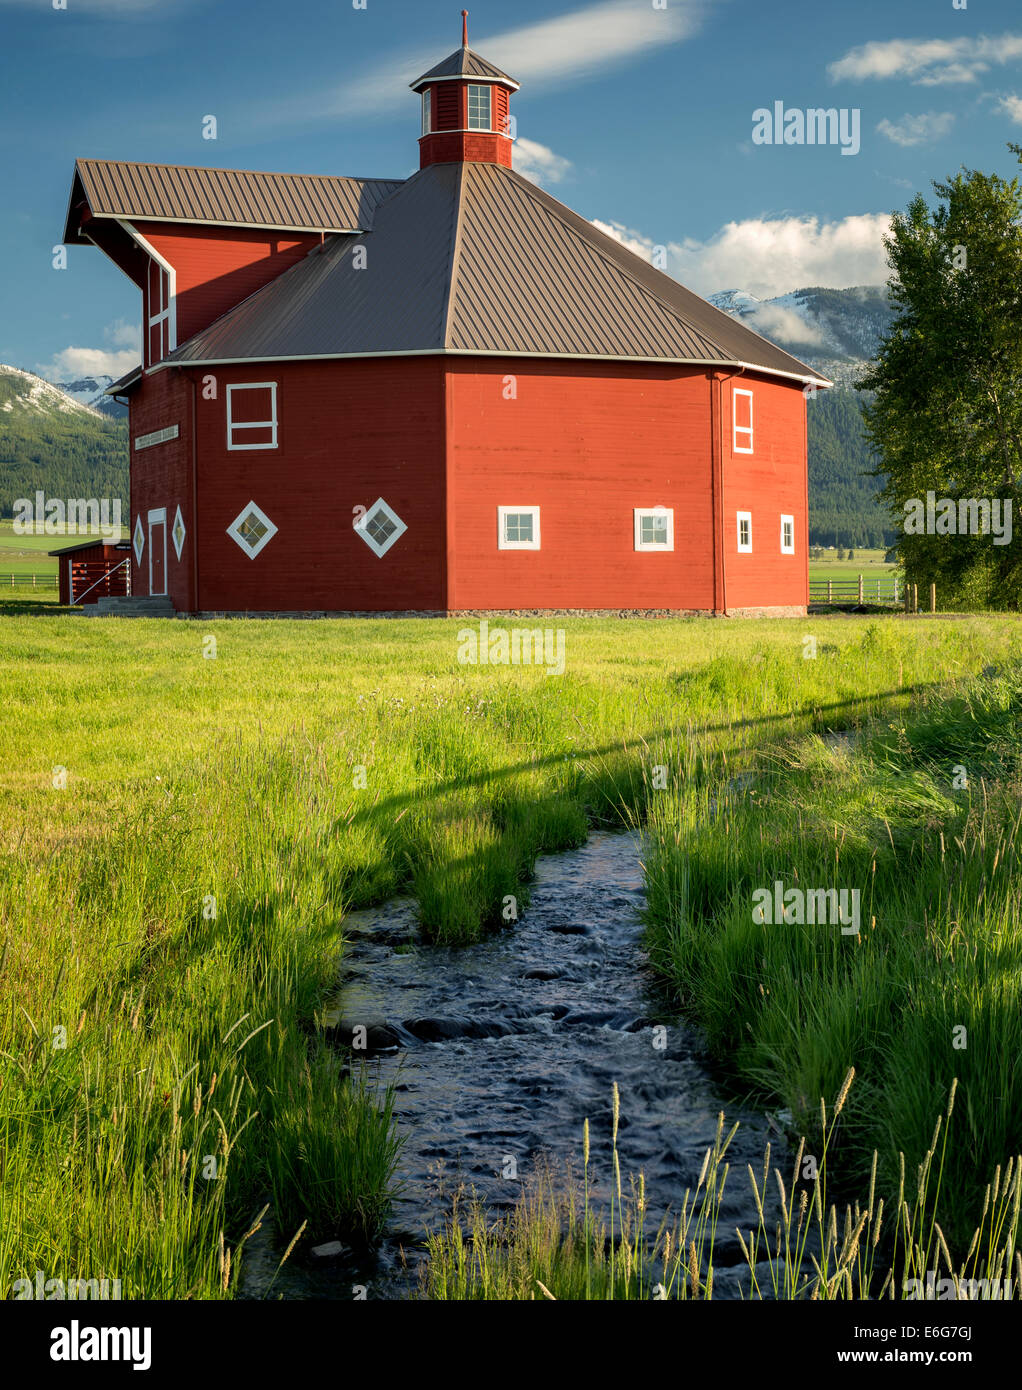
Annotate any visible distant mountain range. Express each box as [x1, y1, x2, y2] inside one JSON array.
[[48, 373, 127, 418], [710, 286, 897, 547], [1, 287, 898, 545]]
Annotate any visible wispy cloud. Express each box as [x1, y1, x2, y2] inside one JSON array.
[[251, 0, 709, 129], [37, 319, 141, 382], [997, 93, 1022, 124], [512, 138, 573, 186], [593, 212, 892, 299], [876, 111, 955, 146], [829, 33, 1022, 86]]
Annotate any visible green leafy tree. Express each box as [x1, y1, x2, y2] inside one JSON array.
[[859, 151, 1022, 608]]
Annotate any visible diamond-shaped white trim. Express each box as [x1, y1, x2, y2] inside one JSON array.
[[226, 500, 278, 559], [354, 497, 407, 558], [132, 514, 144, 564], [171, 504, 186, 561]]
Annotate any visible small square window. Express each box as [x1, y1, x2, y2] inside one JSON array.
[[467, 84, 492, 131], [737, 511, 752, 553], [498, 506, 540, 550], [354, 497, 407, 558], [780, 514, 795, 554], [227, 383, 278, 451], [733, 388, 754, 454], [634, 507, 674, 551]]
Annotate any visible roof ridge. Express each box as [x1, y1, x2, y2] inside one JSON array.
[[442, 163, 467, 348], [496, 166, 820, 379]]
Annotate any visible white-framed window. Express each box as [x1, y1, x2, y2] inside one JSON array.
[[354, 497, 407, 558], [737, 511, 752, 553], [227, 383, 278, 450], [467, 84, 492, 131], [227, 500, 278, 559], [147, 259, 174, 366], [421, 89, 432, 135], [733, 388, 754, 454], [780, 514, 795, 554], [172, 504, 187, 561], [633, 507, 674, 551], [498, 505, 540, 550]]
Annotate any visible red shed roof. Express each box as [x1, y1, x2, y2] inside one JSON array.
[[159, 161, 830, 386]]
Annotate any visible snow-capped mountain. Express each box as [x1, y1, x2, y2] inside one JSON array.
[[51, 374, 118, 413], [709, 285, 894, 385], [0, 363, 106, 419]]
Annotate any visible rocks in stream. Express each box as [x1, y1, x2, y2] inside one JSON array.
[[327, 1017, 403, 1052], [403, 1015, 517, 1042]]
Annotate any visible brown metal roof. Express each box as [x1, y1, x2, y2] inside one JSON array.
[[64, 159, 403, 244], [160, 161, 830, 386], [106, 364, 143, 395], [411, 45, 519, 91]]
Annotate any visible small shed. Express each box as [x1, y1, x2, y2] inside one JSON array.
[[49, 539, 131, 606]]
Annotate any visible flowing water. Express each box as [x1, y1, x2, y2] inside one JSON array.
[[242, 829, 780, 1299]]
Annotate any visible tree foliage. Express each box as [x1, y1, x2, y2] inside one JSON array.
[[859, 150, 1022, 608]]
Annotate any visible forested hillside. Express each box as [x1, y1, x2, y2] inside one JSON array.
[[0, 366, 128, 516], [808, 388, 893, 549]]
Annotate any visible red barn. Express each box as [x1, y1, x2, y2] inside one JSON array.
[[62, 19, 829, 618], [49, 539, 131, 606]]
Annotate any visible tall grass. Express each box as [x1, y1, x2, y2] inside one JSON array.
[[1, 612, 1019, 1295], [644, 660, 1022, 1252], [422, 1077, 1021, 1300]]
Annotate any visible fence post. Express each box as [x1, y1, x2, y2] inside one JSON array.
[[913, 583, 918, 613], [894, 576, 899, 605], [858, 573, 864, 604], [32, 573, 36, 588], [828, 579, 832, 603], [930, 582, 936, 614]]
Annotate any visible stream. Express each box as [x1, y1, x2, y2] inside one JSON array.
[[241, 829, 781, 1299]]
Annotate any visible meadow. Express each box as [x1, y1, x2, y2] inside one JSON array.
[[1, 607, 1019, 1298]]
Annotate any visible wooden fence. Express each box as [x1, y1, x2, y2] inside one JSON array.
[[809, 574, 901, 606], [1, 573, 58, 589]]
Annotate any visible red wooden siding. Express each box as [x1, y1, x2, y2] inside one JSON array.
[[720, 373, 809, 612], [178, 358, 445, 612], [444, 360, 716, 611], [128, 367, 194, 610], [132, 221, 319, 347]]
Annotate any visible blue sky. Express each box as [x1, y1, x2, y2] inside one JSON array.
[[1, 0, 1020, 381]]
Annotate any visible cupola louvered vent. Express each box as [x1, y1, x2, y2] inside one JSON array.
[[436, 85, 459, 130]]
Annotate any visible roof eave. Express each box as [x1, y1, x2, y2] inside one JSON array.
[[410, 72, 520, 93], [153, 347, 832, 387]]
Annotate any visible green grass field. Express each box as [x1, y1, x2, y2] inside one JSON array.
[[2, 610, 1020, 1298], [809, 547, 898, 583]]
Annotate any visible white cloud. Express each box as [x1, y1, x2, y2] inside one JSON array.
[[253, 0, 709, 128], [876, 111, 955, 146], [37, 320, 141, 382], [512, 138, 573, 186], [997, 93, 1022, 123], [745, 304, 825, 346], [594, 212, 892, 299], [828, 33, 1022, 87]]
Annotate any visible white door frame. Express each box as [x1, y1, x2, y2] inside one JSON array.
[[148, 507, 168, 595]]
